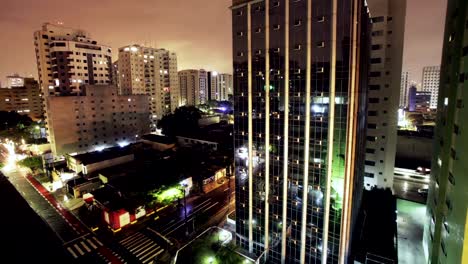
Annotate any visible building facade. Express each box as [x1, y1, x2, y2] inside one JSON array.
[[232, 0, 370, 263], [46, 85, 150, 156], [0, 77, 43, 119], [422, 66, 441, 109], [400, 71, 409, 108], [33, 23, 113, 97], [178, 69, 208, 106], [414, 91, 432, 113], [207, 71, 233, 101], [118, 45, 180, 128], [364, 0, 406, 190], [423, 1, 468, 263]]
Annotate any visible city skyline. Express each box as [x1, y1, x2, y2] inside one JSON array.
[[0, 0, 446, 85]]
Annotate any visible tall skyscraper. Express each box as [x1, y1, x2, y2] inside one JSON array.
[[207, 71, 233, 101], [33, 23, 113, 97], [423, 1, 468, 263], [0, 77, 43, 119], [400, 71, 409, 108], [118, 45, 180, 128], [178, 69, 208, 106], [232, 0, 370, 263], [363, 0, 406, 190], [422, 65, 440, 109]]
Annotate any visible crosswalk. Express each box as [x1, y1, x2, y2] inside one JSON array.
[[66, 236, 101, 259], [119, 232, 165, 264]]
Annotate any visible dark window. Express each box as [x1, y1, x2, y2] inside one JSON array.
[[370, 71, 381, 77], [371, 44, 382, 50], [369, 98, 379, 103], [371, 58, 382, 64], [365, 160, 376, 166], [451, 148, 457, 160], [372, 16, 385, 23], [369, 85, 380, 90], [364, 173, 375, 178], [368, 111, 378, 116], [454, 124, 460, 135], [366, 136, 377, 142], [368, 124, 377, 129], [372, 30, 384, 36], [366, 148, 375, 154]]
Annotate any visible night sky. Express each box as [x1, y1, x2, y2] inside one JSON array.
[[0, 0, 446, 86]]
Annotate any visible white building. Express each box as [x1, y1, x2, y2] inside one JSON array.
[[365, 0, 406, 190], [34, 23, 113, 97], [400, 71, 409, 108], [178, 69, 208, 106], [422, 66, 440, 109], [118, 45, 180, 129], [207, 72, 232, 101]]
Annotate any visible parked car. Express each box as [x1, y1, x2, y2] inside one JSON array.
[[417, 167, 431, 174], [418, 188, 429, 196]]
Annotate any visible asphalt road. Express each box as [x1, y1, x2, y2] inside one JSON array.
[[393, 177, 428, 204]]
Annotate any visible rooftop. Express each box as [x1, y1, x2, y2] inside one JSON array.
[[69, 145, 134, 165], [141, 134, 175, 145]]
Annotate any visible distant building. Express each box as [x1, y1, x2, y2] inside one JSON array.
[[408, 85, 417, 112], [6, 74, 25, 88], [46, 85, 150, 156], [422, 66, 440, 109], [111, 61, 120, 89], [400, 71, 409, 108], [364, 0, 406, 190], [118, 45, 180, 129], [33, 23, 113, 97], [415, 91, 432, 113], [206, 72, 232, 101], [178, 69, 208, 106], [424, 2, 468, 263], [0, 77, 43, 119]]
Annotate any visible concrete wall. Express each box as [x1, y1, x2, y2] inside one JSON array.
[[396, 135, 433, 162], [83, 154, 134, 175]]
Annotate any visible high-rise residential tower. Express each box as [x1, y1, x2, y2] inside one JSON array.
[[232, 0, 370, 263], [423, 1, 468, 263], [422, 65, 441, 110], [118, 45, 180, 128], [207, 71, 233, 101], [178, 69, 208, 106], [33, 23, 113, 97], [363, 0, 406, 190], [400, 71, 409, 108]]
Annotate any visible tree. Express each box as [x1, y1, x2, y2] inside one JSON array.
[[18, 156, 43, 171], [157, 106, 202, 138], [0, 111, 33, 131]]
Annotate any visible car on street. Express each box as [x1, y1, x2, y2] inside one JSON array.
[[418, 188, 429, 196]]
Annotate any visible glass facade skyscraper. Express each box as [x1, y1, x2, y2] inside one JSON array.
[[232, 0, 370, 263]]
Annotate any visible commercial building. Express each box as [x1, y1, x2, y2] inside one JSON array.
[[364, 0, 406, 190], [46, 85, 150, 156], [0, 77, 43, 119], [400, 71, 409, 108], [118, 45, 180, 128], [111, 61, 120, 89], [415, 91, 432, 113], [422, 66, 440, 109], [232, 0, 370, 263], [33, 23, 113, 97], [178, 69, 208, 106], [207, 71, 233, 101], [423, 1, 468, 263]]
